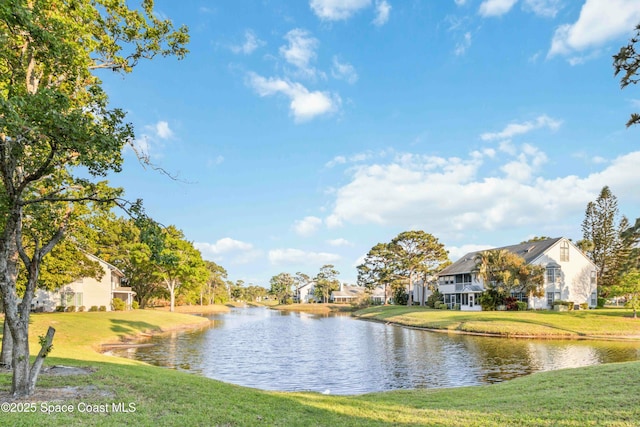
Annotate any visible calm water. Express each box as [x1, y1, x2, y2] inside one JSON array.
[[109, 307, 640, 395]]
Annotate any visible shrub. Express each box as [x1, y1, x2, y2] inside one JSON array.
[[55, 306, 65, 312], [285, 298, 293, 305], [597, 297, 606, 308], [426, 290, 443, 308], [65, 305, 76, 312], [98, 305, 107, 312], [78, 306, 85, 312], [579, 303, 588, 310], [393, 289, 408, 305], [453, 303, 461, 310], [132, 300, 139, 310], [88, 306, 98, 312], [112, 298, 125, 311], [504, 297, 519, 311], [438, 303, 448, 309], [516, 301, 528, 311]]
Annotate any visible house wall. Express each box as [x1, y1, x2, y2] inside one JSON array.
[[529, 240, 597, 309], [297, 284, 316, 303], [33, 258, 121, 312]]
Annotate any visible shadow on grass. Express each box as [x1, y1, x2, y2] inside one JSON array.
[[109, 319, 162, 339]]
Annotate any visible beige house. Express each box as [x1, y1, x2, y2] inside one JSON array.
[[437, 237, 597, 311], [33, 254, 135, 312]]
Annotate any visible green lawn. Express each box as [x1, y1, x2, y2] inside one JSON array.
[[0, 310, 639, 426], [355, 306, 640, 338]]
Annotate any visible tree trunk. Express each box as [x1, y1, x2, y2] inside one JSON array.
[[1, 316, 13, 368], [169, 283, 176, 312], [28, 326, 55, 394]]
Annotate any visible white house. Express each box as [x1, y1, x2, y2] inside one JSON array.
[[330, 284, 365, 303], [437, 237, 598, 311], [295, 281, 316, 303], [33, 254, 136, 312]]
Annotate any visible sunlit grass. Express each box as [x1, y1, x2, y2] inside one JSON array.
[[355, 306, 640, 338], [272, 303, 354, 314]]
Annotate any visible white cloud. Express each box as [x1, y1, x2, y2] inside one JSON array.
[[195, 238, 261, 265], [455, 0, 468, 5], [268, 248, 341, 265], [246, 72, 340, 122], [230, 30, 265, 55], [327, 238, 353, 247], [325, 155, 347, 168], [373, 0, 391, 26], [523, 0, 561, 18], [324, 148, 640, 235], [455, 32, 472, 56], [478, 0, 518, 17], [331, 57, 359, 84], [154, 121, 173, 139], [548, 0, 640, 59], [280, 29, 322, 80], [481, 115, 562, 141], [310, 0, 372, 21], [294, 216, 323, 236]]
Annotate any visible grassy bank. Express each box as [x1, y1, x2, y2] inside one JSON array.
[[0, 310, 639, 425], [271, 303, 354, 314], [355, 306, 640, 339], [150, 304, 230, 315]]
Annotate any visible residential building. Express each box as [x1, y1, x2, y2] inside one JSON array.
[[295, 281, 316, 303], [437, 237, 597, 311], [33, 254, 136, 312]]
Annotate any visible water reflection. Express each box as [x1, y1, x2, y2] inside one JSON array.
[[109, 307, 640, 395]]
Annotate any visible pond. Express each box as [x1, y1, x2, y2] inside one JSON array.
[[108, 307, 640, 395]]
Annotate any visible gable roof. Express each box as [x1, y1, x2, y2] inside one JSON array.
[[439, 237, 563, 276]]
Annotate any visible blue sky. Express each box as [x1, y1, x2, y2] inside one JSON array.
[[101, 0, 640, 287]]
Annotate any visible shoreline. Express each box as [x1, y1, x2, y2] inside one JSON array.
[[356, 314, 640, 342]]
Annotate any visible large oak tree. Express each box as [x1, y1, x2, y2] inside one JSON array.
[[0, 0, 188, 397]]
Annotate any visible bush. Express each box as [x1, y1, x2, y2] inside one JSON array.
[[65, 305, 76, 312], [98, 305, 107, 312], [112, 298, 125, 311], [55, 306, 65, 312], [579, 302, 588, 310], [77, 306, 85, 312], [553, 300, 574, 311], [132, 300, 139, 310], [516, 301, 528, 311], [88, 306, 98, 312], [439, 303, 448, 310], [453, 303, 461, 310], [393, 289, 408, 306], [426, 290, 443, 308], [504, 297, 518, 311], [597, 297, 606, 308]]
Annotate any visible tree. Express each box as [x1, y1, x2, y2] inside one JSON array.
[[473, 249, 545, 310], [581, 187, 630, 295], [153, 226, 208, 312], [269, 273, 294, 304], [613, 23, 640, 128], [0, 0, 188, 397], [357, 243, 398, 304], [389, 231, 450, 306], [619, 271, 640, 318], [314, 264, 340, 303]]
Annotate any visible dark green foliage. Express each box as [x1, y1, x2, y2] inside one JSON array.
[[98, 306, 107, 312], [426, 289, 443, 308], [613, 23, 640, 127], [88, 306, 98, 312], [393, 288, 408, 305]]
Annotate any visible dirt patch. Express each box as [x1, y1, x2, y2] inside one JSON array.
[[42, 365, 96, 376], [0, 385, 114, 402]]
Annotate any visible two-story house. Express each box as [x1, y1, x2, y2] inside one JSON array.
[[33, 253, 136, 311], [437, 237, 597, 311]]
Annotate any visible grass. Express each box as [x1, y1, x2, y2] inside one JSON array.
[[0, 310, 639, 425], [148, 304, 230, 315], [355, 306, 640, 339]]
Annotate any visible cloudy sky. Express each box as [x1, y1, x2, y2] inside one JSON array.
[[102, 0, 640, 286]]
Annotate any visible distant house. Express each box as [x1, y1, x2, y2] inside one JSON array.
[[437, 237, 597, 311], [371, 285, 391, 304], [33, 254, 136, 312], [331, 284, 365, 304], [295, 281, 317, 303]]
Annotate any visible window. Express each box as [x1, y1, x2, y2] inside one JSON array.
[[591, 292, 597, 307], [547, 292, 554, 307], [590, 271, 597, 285], [546, 266, 560, 284], [560, 241, 570, 262]]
